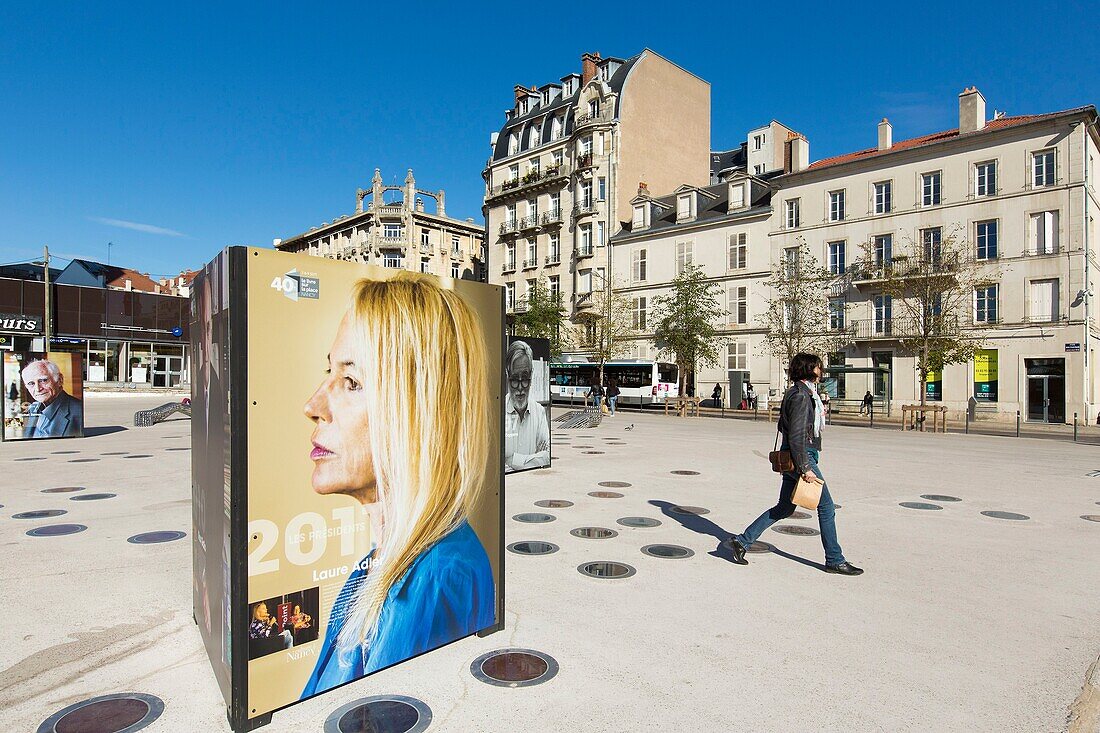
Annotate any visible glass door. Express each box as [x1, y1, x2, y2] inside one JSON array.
[[1027, 377, 1047, 422], [1025, 358, 1066, 423]]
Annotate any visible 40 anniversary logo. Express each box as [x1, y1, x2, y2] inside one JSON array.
[[270, 269, 320, 301]]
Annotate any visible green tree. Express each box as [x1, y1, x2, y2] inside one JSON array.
[[758, 238, 851, 385], [514, 277, 569, 356], [855, 229, 1005, 419], [651, 263, 727, 395], [575, 278, 634, 385]]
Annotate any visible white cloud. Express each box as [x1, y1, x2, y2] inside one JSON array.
[[89, 217, 187, 238]]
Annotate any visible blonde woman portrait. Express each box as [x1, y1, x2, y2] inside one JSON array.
[[300, 275, 496, 698]]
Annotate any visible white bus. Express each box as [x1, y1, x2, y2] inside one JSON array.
[[549, 360, 679, 407]]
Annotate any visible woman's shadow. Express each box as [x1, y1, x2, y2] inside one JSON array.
[[648, 500, 824, 571]]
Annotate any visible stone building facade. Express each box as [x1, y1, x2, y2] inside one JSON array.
[[277, 169, 485, 281]]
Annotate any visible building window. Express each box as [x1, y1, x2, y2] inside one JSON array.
[[976, 220, 998, 260], [505, 282, 515, 311], [921, 171, 942, 206], [785, 198, 800, 228], [451, 263, 460, 279], [508, 133, 519, 155], [632, 204, 646, 229], [552, 149, 564, 166], [828, 298, 845, 330], [873, 234, 893, 268], [579, 224, 593, 255], [528, 157, 540, 175], [420, 257, 431, 273], [873, 294, 893, 334], [975, 284, 998, 323], [525, 238, 536, 266], [728, 233, 747, 270], [551, 116, 563, 140], [597, 177, 606, 201], [730, 183, 745, 209], [922, 227, 942, 264], [549, 192, 560, 217], [549, 275, 560, 299], [421, 229, 430, 246], [451, 234, 461, 253], [383, 223, 402, 239], [632, 296, 647, 330], [1028, 278, 1059, 323], [548, 233, 560, 261], [1030, 210, 1059, 254], [528, 126, 540, 148], [596, 221, 605, 247], [822, 240, 843, 275], [676, 241, 694, 274], [728, 285, 748, 325], [727, 341, 748, 371], [1033, 150, 1055, 187], [975, 160, 997, 197], [527, 198, 537, 219], [383, 252, 403, 269], [509, 163, 519, 181], [874, 181, 892, 214], [753, 134, 764, 151], [580, 136, 593, 156], [677, 194, 693, 220], [579, 181, 592, 208], [828, 190, 845, 222], [783, 246, 799, 277], [632, 248, 647, 281], [505, 203, 516, 226], [588, 99, 600, 117], [754, 164, 765, 175]]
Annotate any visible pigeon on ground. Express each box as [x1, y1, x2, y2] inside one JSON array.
[[624, 424, 634, 430]]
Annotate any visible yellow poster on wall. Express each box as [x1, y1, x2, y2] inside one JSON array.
[[974, 349, 999, 401]]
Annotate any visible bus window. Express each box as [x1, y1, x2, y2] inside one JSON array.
[[657, 363, 678, 384], [604, 365, 651, 388]]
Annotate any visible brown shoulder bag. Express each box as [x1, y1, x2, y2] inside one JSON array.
[[768, 394, 794, 473]]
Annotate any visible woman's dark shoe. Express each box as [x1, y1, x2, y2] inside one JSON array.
[[727, 538, 748, 565], [824, 561, 863, 576]]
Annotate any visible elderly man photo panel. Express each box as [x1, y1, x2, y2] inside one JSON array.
[[504, 336, 551, 473], [2, 352, 84, 440]]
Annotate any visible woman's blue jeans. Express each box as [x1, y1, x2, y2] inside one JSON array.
[[734, 448, 845, 566], [608, 396, 617, 415]]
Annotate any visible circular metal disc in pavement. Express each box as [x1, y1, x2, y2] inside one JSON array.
[[570, 527, 618, 539], [471, 648, 559, 688], [900, 502, 943, 510], [597, 481, 632, 488], [534, 499, 573, 508], [41, 487, 85, 494], [670, 470, 699, 476], [37, 692, 163, 733], [640, 544, 694, 559], [1080, 515, 1100, 523], [617, 516, 661, 528], [71, 493, 117, 501], [577, 561, 636, 579], [507, 541, 559, 555], [27, 524, 87, 537], [981, 511, 1030, 521], [13, 510, 67, 519], [921, 494, 961, 502], [323, 696, 432, 733], [772, 525, 819, 536], [512, 512, 556, 523], [587, 491, 623, 498], [127, 531, 187, 544], [668, 505, 709, 516]]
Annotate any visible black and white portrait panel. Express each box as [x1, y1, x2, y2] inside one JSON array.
[[504, 337, 551, 473]]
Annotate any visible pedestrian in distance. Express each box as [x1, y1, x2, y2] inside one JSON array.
[[746, 382, 756, 410], [728, 352, 863, 575], [606, 378, 621, 417], [588, 377, 604, 411], [712, 383, 723, 409], [859, 390, 874, 416], [820, 389, 831, 419]]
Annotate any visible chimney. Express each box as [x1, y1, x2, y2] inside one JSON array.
[[785, 133, 809, 173], [878, 118, 892, 150], [959, 86, 986, 134], [581, 52, 601, 86], [637, 182, 649, 197]]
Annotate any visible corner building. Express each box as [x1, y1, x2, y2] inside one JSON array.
[[771, 90, 1100, 423], [484, 50, 710, 343]]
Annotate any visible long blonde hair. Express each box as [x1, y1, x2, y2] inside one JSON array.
[[336, 274, 490, 656]]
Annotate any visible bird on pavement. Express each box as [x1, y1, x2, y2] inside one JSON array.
[[624, 424, 634, 431]]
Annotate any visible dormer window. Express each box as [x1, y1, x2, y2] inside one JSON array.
[[508, 133, 519, 156], [632, 204, 648, 230], [528, 124, 541, 148], [753, 134, 765, 151], [729, 183, 745, 209], [676, 194, 694, 221], [588, 99, 600, 117], [551, 115, 564, 140], [519, 98, 529, 114]]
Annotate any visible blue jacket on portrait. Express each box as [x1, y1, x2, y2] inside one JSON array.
[[25, 390, 83, 438], [301, 520, 495, 699]]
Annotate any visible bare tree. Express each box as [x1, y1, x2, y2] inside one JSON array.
[[651, 263, 727, 395], [575, 278, 634, 386], [758, 238, 851, 384], [514, 276, 570, 356], [855, 228, 1006, 418]]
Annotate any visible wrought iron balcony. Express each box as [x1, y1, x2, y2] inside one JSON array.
[[574, 108, 614, 128], [498, 220, 519, 236], [847, 316, 961, 340], [575, 244, 594, 259], [489, 165, 569, 198], [545, 252, 561, 265], [575, 153, 594, 169], [518, 214, 539, 231], [501, 261, 517, 274], [849, 258, 960, 286], [573, 202, 597, 218], [541, 208, 563, 226], [522, 258, 538, 270]]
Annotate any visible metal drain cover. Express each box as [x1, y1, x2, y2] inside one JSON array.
[[51, 450, 79, 455], [920, 494, 961, 502], [534, 499, 573, 508], [617, 516, 661, 528], [746, 541, 775, 554], [577, 561, 636, 579], [471, 649, 559, 688], [101, 452, 129, 456], [641, 544, 694, 559], [127, 531, 187, 544], [323, 696, 432, 733], [1080, 515, 1100, 522], [570, 527, 617, 539], [670, 470, 699, 476], [27, 524, 88, 537], [68, 458, 100, 463], [71, 493, 117, 501], [772, 525, 819, 536], [790, 511, 812, 519], [582, 451, 604, 454], [588, 491, 623, 498], [512, 512, 556, 523], [14, 457, 45, 461], [668, 505, 709, 515], [37, 692, 164, 733], [597, 481, 632, 488], [981, 511, 1030, 521], [123, 454, 153, 459], [900, 502, 942, 510], [13, 510, 67, 519], [507, 541, 559, 555], [41, 487, 85, 494]]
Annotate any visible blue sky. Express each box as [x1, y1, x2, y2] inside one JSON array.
[[1, 1, 1097, 279]]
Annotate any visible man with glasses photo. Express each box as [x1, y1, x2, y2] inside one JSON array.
[[504, 340, 550, 473]]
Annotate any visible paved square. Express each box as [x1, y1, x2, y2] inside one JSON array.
[[2, 396, 1098, 731]]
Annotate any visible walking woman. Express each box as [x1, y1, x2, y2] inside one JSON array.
[[728, 352, 863, 575]]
